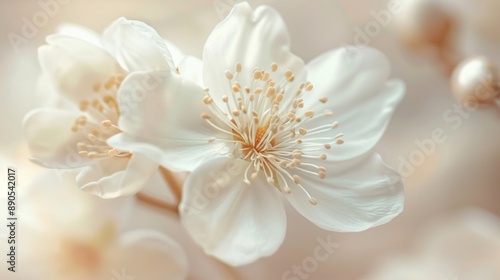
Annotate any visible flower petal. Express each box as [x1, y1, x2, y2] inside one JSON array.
[[285, 153, 404, 232], [39, 35, 124, 104], [302, 46, 405, 161], [178, 55, 203, 86], [56, 23, 102, 47], [180, 157, 286, 266], [103, 17, 175, 72], [23, 108, 91, 168], [203, 2, 305, 103], [109, 70, 227, 171], [78, 153, 159, 199], [111, 230, 188, 280]]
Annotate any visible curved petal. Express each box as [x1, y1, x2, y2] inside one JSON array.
[[110, 230, 188, 280], [180, 157, 287, 266], [78, 153, 159, 199], [23, 108, 91, 168], [103, 17, 175, 72], [302, 46, 405, 161], [109, 70, 227, 171], [178, 55, 203, 86], [56, 23, 102, 47], [39, 35, 124, 105], [203, 2, 305, 104], [165, 39, 185, 67], [285, 153, 404, 232]]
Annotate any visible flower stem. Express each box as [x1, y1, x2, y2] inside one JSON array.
[[159, 167, 184, 203], [136, 192, 179, 214]]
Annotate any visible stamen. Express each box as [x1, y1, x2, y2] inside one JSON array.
[[199, 63, 344, 205]]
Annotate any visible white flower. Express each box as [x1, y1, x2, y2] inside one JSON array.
[[109, 2, 405, 265], [23, 18, 181, 198], [16, 171, 188, 280]]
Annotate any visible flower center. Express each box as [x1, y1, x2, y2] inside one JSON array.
[[201, 63, 345, 205], [71, 74, 131, 160]]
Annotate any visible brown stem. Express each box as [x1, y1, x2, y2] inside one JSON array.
[[136, 192, 179, 215], [160, 167, 184, 203]]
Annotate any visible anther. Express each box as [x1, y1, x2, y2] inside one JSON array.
[[324, 144, 331, 150], [304, 111, 315, 118], [336, 139, 344, 145], [203, 96, 213, 104], [253, 71, 262, 80], [225, 70, 234, 80], [293, 175, 301, 184], [92, 83, 101, 92], [235, 63, 242, 73], [201, 113, 211, 120], [320, 154, 327, 160], [79, 101, 89, 111], [77, 143, 87, 149], [308, 198, 318, 205], [101, 120, 112, 128]]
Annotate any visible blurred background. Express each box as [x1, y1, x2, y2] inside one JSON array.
[[1, 0, 500, 279]]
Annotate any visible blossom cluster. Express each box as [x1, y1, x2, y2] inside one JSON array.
[[21, 1, 405, 276]]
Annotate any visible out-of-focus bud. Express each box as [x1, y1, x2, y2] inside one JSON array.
[[451, 57, 499, 105], [395, 0, 453, 51]]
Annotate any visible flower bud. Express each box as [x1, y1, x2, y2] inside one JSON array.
[[395, 0, 453, 51], [451, 57, 499, 105]]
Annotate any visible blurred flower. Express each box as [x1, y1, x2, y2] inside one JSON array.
[[361, 208, 500, 280], [14, 170, 188, 280], [109, 2, 405, 265], [22, 18, 183, 198]]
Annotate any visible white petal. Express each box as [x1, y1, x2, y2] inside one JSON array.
[[56, 23, 102, 47], [178, 55, 204, 86], [23, 108, 91, 168], [203, 2, 305, 103], [285, 153, 404, 232], [303, 46, 405, 161], [109, 70, 227, 171], [180, 157, 286, 266], [39, 35, 124, 104], [78, 153, 158, 199], [165, 39, 185, 67], [103, 17, 175, 72], [110, 230, 188, 280]]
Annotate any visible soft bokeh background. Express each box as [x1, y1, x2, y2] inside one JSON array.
[[1, 0, 500, 279]]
